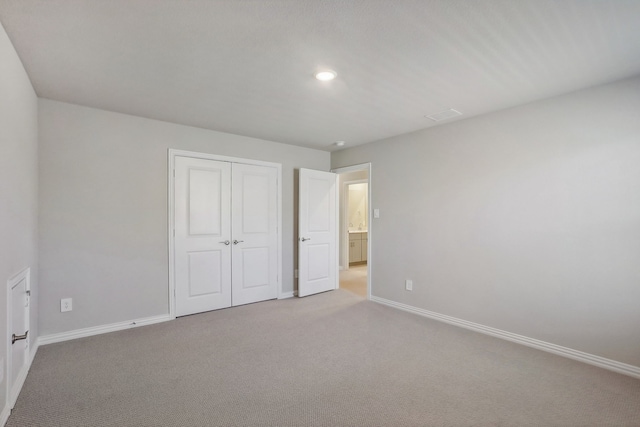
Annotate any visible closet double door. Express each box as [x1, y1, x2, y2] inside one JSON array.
[[174, 156, 278, 317]]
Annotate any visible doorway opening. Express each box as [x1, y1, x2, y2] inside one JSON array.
[[333, 163, 371, 299]]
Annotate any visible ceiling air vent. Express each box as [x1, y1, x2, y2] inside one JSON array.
[[425, 109, 462, 122]]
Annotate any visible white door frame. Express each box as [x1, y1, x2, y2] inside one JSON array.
[[332, 163, 372, 300], [6, 268, 31, 410], [168, 149, 283, 318]]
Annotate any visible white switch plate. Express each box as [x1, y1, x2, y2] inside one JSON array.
[[374, 208, 380, 218], [405, 279, 413, 291], [61, 298, 72, 312]]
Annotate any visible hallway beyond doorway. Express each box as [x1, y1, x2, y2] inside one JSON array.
[[339, 264, 367, 298]]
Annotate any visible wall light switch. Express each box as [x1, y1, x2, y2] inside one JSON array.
[[405, 280, 413, 291], [374, 208, 380, 218]]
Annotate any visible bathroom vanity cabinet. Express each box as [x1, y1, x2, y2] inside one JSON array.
[[349, 231, 368, 264]]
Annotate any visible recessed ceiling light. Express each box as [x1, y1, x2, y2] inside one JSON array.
[[335, 141, 346, 147], [315, 70, 337, 81]]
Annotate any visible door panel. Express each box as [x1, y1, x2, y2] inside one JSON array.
[[240, 174, 270, 233], [188, 169, 223, 235], [175, 157, 231, 316], [308, 177, 331, 231], [298, 168, 337, 297], [231, 163, 278, 306], [188, 250, 223, 296], [307, 244, 330, 280]]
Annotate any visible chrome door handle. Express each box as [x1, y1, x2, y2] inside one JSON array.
[[12, 331, 28, 344], [301, 237, 311, 242], [219, 240, 230, 245], [233, 240, 244, 245]]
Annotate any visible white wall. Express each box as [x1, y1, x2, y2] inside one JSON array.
[[0, 22, 38, 413], [332, 76, 640, 367], [38, 99, 330, 336]]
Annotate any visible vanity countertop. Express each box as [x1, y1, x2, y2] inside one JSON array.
[[348, 230, 368, 234]]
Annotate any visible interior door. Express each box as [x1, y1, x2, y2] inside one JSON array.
[[298, 168, 338, 297], [9, 271, 30, 408], [231, 163, 278, 306], [175, 156, 232, 316]]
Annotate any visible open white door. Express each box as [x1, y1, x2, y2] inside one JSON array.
[[298, 168, 338, 297]]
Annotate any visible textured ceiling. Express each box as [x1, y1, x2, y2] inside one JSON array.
[[1, 1, 640, 151]]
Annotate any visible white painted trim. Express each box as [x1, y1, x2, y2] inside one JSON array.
[[332, 163, 372, 301], [169, 149, 283, 169], [38, 314, 173, 346], [335, 171, 340, 293], [168, 151, 176, 318], [332, 163, 371, 175], [371, 296, 640, 379], [168, 149, 283, 314]]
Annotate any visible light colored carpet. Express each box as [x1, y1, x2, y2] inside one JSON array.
[[339, 264, 367, 298], [7, 290, 640, 426]]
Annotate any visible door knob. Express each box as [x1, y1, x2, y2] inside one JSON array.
[[233, 240, 244, 245], [300, 237, 311, 242], [219, 240, 230, 245], [12, 330, 28, 344]]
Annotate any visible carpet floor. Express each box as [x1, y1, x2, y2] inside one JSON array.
[[7, 290, 640, 426], [339, 264, 367, 298]]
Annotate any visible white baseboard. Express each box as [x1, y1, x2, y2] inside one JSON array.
[[38, 314, 174, 346], [371, 296, 640, 380]]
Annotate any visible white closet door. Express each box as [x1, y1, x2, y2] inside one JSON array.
[[231, 163, 278, 306], [175, 156, 231, 316]]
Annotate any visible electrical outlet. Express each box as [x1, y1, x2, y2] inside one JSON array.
[[405, 279, 413, 291], [61, 298, 73, 312]]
